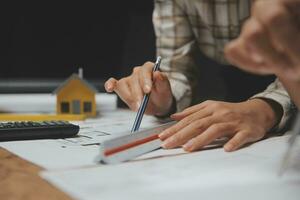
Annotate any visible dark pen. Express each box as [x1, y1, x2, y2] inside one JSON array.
[[131, 56, 162, 133]]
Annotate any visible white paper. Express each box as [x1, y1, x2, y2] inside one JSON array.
[[41, 136, 300, 200], [0, 94, 162, 170], [0, 93, 117, 113]]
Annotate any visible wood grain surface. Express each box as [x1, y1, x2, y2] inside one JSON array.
[[0, 147, 71, 200]]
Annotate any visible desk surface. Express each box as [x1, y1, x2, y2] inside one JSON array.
[[0, 147, 71, 200], [1, 94, 299, 200], [0, 93, 119, 200]]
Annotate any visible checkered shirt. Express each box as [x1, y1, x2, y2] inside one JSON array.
[[153, 0, 295, 130]]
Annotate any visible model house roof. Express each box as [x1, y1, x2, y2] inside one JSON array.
[[53, 73, 98, 94]]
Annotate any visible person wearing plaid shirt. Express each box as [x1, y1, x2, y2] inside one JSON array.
[[226, 0, 300, 109], [105, 0, 296, 152]]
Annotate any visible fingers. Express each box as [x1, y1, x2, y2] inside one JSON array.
[[105, 77, 139, 110], [171, 100, 211, 120], [138, 62, 155, 94], [104, 78, 118, 93], [241, 18, 293, 74], [224, 131, 251, 152], [146, 71, 174, 116], [183, 123, 235, 152], [152, 71, 170, 93], [113, 78, 137, 110], [159, 108, 212, 141], [151, 71, 172, 99], [159, 100, 270, 153], [226, 0, 300, 79], [104, 61, 174, 115], [128, 74, 144, 109], [253, 1, 300, 65], [225, 37, 270, 75], [160, 116, 214, 149], [252, 0, 300, 78], [104, 62, 154, 111]]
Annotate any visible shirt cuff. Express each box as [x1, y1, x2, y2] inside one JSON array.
[[169, 77, 192, 113], [251, 91, 295, 132]]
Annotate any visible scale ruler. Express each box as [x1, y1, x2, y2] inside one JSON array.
[[96, 121, 176, 164]]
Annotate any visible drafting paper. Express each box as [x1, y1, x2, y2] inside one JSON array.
[[0, 94, 161, 170], [41, 136, 300, 200]]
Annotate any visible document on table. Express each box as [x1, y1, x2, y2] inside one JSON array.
[[0, 93, 117, 113], [0, 94, 162, 170], [41, 136, 300, 200]]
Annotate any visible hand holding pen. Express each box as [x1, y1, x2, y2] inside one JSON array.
[[105, 57, 174, 118], [131, 57, 162, 132]]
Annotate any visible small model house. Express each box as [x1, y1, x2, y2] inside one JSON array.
[[53, 70, 98, 117]]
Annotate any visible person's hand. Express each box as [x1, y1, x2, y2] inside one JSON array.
[[159, 99, 280, 152], [225, 0, 300, 80], [105, 62, 174, 116]]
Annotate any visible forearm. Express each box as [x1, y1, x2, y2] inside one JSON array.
[[153, 0, 198, 112]]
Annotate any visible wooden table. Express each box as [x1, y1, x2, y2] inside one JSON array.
[[0, 147, 71, 200]]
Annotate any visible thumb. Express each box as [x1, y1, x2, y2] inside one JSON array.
[[152, 71, 171, 93], [150, 71, 173, 116]]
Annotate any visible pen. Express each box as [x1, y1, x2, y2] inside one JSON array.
[[278, 112, 300, 176], [131, 56, 162, 133]]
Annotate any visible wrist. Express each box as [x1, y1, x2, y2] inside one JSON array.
[[155, 96, 177, 118], [277, 75, 300, 109], [247, 98, 283, 131]]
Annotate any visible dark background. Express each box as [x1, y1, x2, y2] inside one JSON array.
[[0, 1, 274, 103], [0, 1, 156, 92]]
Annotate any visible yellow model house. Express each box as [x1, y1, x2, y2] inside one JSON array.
[[53, 71, 98, 117]]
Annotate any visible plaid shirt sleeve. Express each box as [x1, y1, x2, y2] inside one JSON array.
[[153, 0, 295, 132], [153, 0, 251, 112], [252, 79, 297, 132], [153, 0, 198, 112]]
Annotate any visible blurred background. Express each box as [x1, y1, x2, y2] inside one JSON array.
[[0, 1, 155, 93], [0, 1, 274, 104]]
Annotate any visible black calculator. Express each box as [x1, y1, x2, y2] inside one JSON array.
[[0, 121, 80, 141]]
